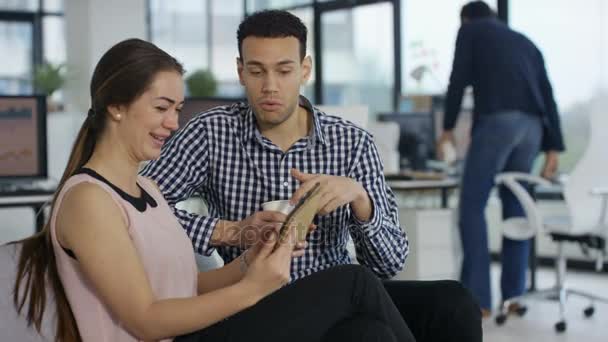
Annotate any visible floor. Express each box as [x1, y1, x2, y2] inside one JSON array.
[[483, 264, 608, 341]]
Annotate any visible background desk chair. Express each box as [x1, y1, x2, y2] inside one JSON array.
[[493, 104, 608, 333]]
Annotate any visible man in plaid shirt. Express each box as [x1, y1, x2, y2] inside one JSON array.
[[142, 9, 481, 342]]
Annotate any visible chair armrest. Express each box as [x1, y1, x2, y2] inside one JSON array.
[[590, 188, 608, 227], [494, 172, 546, 240], [495, 172, 553, 187]]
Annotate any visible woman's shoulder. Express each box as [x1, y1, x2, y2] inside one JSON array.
[[57, 177, 129, 228]]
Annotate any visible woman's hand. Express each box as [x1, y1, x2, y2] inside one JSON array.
[[239, 228, 298, 299]]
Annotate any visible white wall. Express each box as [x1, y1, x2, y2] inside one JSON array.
[[64, 0, 147, 113]]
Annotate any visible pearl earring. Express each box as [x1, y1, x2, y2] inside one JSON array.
[[116, 114, 122, 120]]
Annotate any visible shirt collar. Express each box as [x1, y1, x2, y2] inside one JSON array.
[[240, 95, 327, 147]]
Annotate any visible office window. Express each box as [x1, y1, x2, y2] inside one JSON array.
[[43, 0, 63, 12], [211, 0, 244, 97], [288, 7, 314, 102], [0, 0, 62, 13], [321, 2, 394, 116], [510, 0, 606, 172], [401, 0, 497, 95], [0, 0, 37, 11], [0, 21, 33, 94], [149, 0, 209, 72], [42, 15, 65, 103], [247, 0, 312, 12], [42, 16, 65, 66], [149, 0, 244, 97], [0, 2, 66, 97]]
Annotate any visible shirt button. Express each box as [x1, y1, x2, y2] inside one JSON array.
[[283, 182, 289, 187]]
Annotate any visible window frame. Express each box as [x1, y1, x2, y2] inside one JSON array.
[[0, 0, 64, 95]]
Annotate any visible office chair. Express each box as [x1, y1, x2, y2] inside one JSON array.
[[493, 106, 608, 333]]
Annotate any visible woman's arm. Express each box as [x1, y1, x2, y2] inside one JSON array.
[[196, 234, 310, 294], [196, 252, 247, 295], [57, 183, 281, 340]]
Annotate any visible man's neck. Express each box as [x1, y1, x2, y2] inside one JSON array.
[[260, 105, 312, 152]]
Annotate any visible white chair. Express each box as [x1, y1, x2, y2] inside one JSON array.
[[493, 104, 608, 333], [0, 243, 55, 341], [176, 198, 224, 271], [315, 105, 369, 130], [368, 121, 401, 175]]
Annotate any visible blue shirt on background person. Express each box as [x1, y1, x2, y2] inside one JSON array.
[[444, 17, 565, 152]]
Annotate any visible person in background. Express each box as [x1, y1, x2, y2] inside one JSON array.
[[143, 9, 481, 342], [437, 0, 565, 317], [10, 38, 415, 342]]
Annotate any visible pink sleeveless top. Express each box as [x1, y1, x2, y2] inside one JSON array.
[[50, 173, 198, 341]]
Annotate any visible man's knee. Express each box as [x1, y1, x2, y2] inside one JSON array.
[[323, 316, 398, 342], [434, 280, 481, 321], [331, 264, 382, 285]]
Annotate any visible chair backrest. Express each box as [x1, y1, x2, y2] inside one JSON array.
[[0, 243, 55, 341], [368, 121, 401, 174], [315, 105, 369, 130], [563, 98, 608, 232]]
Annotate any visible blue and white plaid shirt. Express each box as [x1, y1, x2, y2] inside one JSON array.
[[141, 96, 408, 280]]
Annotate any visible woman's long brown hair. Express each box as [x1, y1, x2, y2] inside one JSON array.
[[10, 38, 183, 342]]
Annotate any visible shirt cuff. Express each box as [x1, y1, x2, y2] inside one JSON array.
[[350, 199, 383, 236], [198, 216, 220, 256]]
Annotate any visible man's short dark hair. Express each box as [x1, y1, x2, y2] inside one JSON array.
[[237, 10, 307, 61], [460, 1, 494, 21]]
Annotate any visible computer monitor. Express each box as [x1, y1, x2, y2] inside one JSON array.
[[377, 112, 436, 171], [0, 95, 47, 180], [179, 96, 244, 128]]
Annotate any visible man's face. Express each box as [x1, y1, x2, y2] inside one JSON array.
[[237, 36, 312, 127]]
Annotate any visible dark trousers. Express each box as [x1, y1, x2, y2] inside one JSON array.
[[384, 280, 482, 342], [458, 111, 542, 309], [176, 265, 414, 342], [176, 265, 482, 342]]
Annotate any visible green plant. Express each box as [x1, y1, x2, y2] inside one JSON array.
[[33, 61, 66, 96], [185, 69, 218, 97]]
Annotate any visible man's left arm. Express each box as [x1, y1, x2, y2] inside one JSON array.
[[443, 24, 474, 132], [289, 134, 408, 279], [347, 133, 409, 278]]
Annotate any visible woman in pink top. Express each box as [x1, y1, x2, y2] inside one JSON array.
[[10, 39, 413, 342]]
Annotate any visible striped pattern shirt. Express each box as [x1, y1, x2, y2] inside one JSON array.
[[141, 96, 408, 279]]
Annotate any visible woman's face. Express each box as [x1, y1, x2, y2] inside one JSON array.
[[118, 70, 184, 162]]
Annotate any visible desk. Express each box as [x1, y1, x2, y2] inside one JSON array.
[[386, 178, 551, 289], [387, 178, 460, 209], [385, 178, 460, 280], [0, 190, 54, 232]]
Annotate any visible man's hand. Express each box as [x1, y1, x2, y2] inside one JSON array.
[[212, 212, 311, 254], [210, 211, 284, 247], [290, 168, 372, 221], [436, 130, 456, 161], [541, 151, 559, 180]]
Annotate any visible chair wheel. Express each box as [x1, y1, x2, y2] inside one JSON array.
[[495, 314, 507, 325], [514, 305, 528, 316], [555, 321, 567, 333], [584, 306, 595, 318]]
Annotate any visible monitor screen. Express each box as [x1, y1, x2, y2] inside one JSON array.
[[179, 96, 244, 128], [377, 112, 436, 171], [0, 95, 47, 179]]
